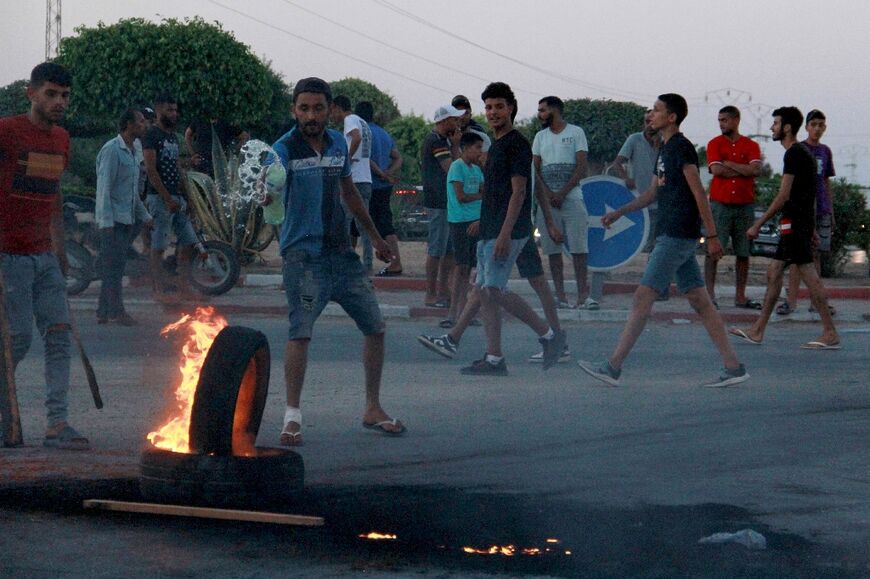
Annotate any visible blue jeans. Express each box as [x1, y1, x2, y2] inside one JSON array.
[[0, 252, 71, 426], [476, 237, 528, 290], [282, 249, 385, 340], [97, 223, 133, 319]]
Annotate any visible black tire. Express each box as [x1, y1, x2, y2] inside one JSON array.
[[139, 446, 304, 508], [188, 326, 270, 456], [189, 240, 240, 296], [64, 240, 93, 296]]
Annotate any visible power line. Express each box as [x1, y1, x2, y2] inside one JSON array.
[[368, 0, 656, 102], [206, 0, 457, 97]]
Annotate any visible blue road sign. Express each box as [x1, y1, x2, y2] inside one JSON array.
[[580, 176, 649, 272]]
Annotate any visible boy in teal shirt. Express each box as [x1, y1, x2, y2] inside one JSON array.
[[443, 132, 485, 326]]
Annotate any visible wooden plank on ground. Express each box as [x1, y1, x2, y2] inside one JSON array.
[[83, 499, 324, 527]]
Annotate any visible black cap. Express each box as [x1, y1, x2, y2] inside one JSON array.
[[451, 94, 471, 109], [293, 77, 332, 104]]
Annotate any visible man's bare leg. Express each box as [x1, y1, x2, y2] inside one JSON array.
[[735, 256, 749, 305], [548, 253, 567, 303], [425, 255, 440, 304], [784, 263, 799, 310], [739, 259, 786, 343], [283, 339, 309, 443], [704, 255, 719, 302], [437, 254, 454, 302], [384, 234, 403, 272], [448, 265, 471, 323], [684, 287, 740, 370], [609, 285, 657, 370], [149, 249, 176, 303], [448, 286, 480, 344], [797, 262, 839, 344], [177, 245, 196, 299], [572, 253, 589, 306], [526, 274, 561, 332], [489, 289, 549, 337], [479, 286, 503, 357], [362, 332, 403, 431]]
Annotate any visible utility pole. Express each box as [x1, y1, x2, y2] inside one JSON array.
[[839, 145, 867, 183], [45, 0, 62, 60]]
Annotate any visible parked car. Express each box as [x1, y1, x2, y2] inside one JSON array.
[[392, 186, 430, 241], [749, 209, 780, 258]]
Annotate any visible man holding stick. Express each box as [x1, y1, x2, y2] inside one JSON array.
[[0, 62, 89, 449]]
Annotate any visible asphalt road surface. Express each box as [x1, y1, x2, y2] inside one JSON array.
[[2, 313, 868, 577]]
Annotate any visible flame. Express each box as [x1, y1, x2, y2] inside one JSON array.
[[358, 532, 397, 540], [462, 541, 564, 557], [147, 307, 228, 453]]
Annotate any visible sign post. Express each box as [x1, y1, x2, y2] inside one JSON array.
[[580, 176, 649, 272]]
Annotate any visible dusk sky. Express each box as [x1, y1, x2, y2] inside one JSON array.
[[4, 0, 870, 184]]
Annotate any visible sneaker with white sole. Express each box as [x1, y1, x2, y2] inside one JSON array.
[[529, 345, 571, 363], [701, 364, 749, 388], [582, 297, 600, 310], [577, 359, 621, 386], [540, 329, 567, 370], [416, 334, 457, 359]]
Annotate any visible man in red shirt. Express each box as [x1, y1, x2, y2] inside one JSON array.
[[0, 62, 89, 449], [705, 106, 763, 309]]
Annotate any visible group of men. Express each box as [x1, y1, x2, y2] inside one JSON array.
[[0, 62, 841, 451]]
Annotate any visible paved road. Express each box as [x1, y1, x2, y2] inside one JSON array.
[[2, 313, 868, 576]]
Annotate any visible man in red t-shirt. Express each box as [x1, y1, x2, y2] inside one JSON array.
[[0, 62, 89, 449], [705, 106, 763, 309]]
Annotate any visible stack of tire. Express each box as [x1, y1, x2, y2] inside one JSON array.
[[140, 326, 303, 509]]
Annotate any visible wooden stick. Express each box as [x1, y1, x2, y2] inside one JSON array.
[[66, 300, 102, 409], [0, 270, 22, 447], [82, 499, 324, 527]]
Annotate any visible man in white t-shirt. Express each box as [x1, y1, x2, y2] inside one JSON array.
[[331, 95, 375, 270], [533, 96, 595, 309]]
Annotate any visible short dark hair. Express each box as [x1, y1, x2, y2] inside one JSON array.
[[292, 77, 332, 104], [451, 94, 471, 109], [460, 131, 484, 149], [29, 62, 71, 89], [481, 82, 518, 122], [118, 107, 142, 132], [354, 101, 374, 123], [719, 105, 740, 119], [772, 106, 803, 136], [538, 96, 564, 114], [333, 95, 352, 112], [658, 93, 688, 126], [806, 109, 826, 124], [154, 93, 177, 106]]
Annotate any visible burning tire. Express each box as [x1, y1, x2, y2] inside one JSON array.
[[139, 446, 304, 508], [189, 326, 270, 456]]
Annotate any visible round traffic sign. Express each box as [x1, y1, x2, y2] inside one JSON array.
[[580, 176, 649, 272]]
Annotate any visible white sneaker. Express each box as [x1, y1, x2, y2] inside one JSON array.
[[581, 297, 600, 311], [528, 345, 571, 363]]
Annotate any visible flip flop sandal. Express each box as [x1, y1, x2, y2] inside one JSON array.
[[776, 302, 794, 315], [375, 267, 403, 277], [735, 299, 762, 310], [800, 341, 841, 350], [728, 328, 762, 345], [439, 319, 455, 329], [425, 300, 449, 309], [279, 424, 303, 446], [43, 425, 90, 450], [362, 419, 406, 437]]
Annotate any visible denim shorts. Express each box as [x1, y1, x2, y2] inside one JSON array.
[[426, 207, 453, 257], [146, 194, 197, 251], [282, 249, 385, 340], [476, 237, 528, 290], [641, 235, 705, 294]]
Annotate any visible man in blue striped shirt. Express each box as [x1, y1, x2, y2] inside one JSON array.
[[269, 77, 405, 446]]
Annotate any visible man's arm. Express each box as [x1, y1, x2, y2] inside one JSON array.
[[451, 180, 482, 203], [533, 174, 563, 245], [748, 174, 793, 240], [602, 180, 657, 226], [346, 128, 362, 160], [720, 159, 762, 177], [143, 148, 179, 212], [684, 164, 723, 259], [532, 155, 554, 199], [340, 175, 392, 262], [493, 175, 528, 258], [95, 146, 118, 229], [385, 146, 402, 182], [555, 150, 587, 198]]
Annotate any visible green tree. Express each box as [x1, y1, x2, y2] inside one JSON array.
[[329, 78, 400, 126], [56, 17, 284, 136], [385, 114, 429, 186], [0, 80, 29, 118], [519, 98, 647, 170]]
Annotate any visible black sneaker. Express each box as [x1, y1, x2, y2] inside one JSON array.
[[701, 364, 749, 388], [528, 344, 571, 364], [540, 329, 567, 370], [416, 334, 457, 359], [460, 357, 508, 376], [577, 359, 621, 387]]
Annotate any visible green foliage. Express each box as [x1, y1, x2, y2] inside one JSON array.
[[247, 66, 293, 143], [0, 80, 29, 118], [329, 78, 400, 126], [385, 114, 430, 185], [65, 135, 111, 189], [518, 98, 647, 167], [56, 17, 284, 137]]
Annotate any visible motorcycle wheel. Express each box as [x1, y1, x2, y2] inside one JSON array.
[[189, 240, 240, 296]]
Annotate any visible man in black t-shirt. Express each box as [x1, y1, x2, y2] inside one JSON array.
[[578, 94, 748, 388], [459, 82, 567, 375], [184, 118, 248, 177], [730, 107, 839, 349], [142, 94, 198, 303]]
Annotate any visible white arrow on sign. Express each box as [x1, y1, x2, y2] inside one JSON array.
[[588, 204, 636, 241]]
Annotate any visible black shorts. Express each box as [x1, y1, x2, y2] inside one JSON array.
[[369, 187, 396, 238], [450, 221, 478, 267], [774, 231, 813, 266], [515, 237, 544, 279]]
